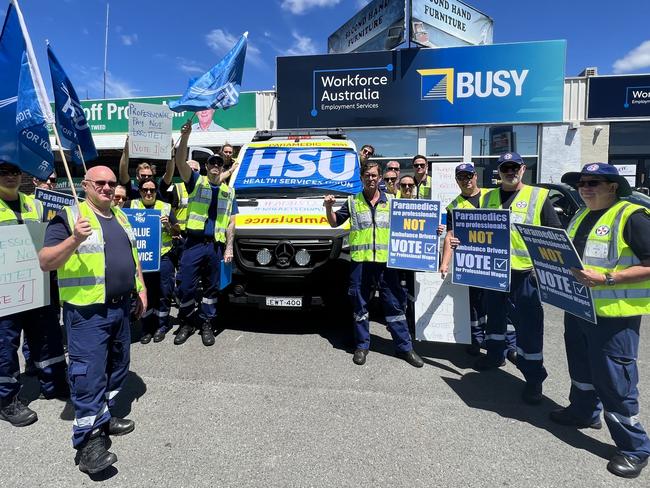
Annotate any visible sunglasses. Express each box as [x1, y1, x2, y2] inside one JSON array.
[[140, 188, 156, 194], [456, 173, 474, 181], [0, 167, 21, 176], [577, 180, 608, 187], [400, 183, 415, 188], [85, 179, 118, 189], [413, 163, 426, 168], [387, 167, 400, 171], [384, 177, 397, 182], [499, 164, 521, 173], [361, 149, 374, 155], [113, 195, 127, 201]]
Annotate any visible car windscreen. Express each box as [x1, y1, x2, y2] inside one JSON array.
[[233, 145, 362, 198]]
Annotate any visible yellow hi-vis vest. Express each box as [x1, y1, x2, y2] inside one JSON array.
[[348, 192, 392, 263], [446, 188, 489, 213], [174, 182, 189, 231], [567, 200, 650, 317], [416, 175, 432, 200], [482, 185, 549, 271], [57, 201, 143, 306], [0, 193, 43, 224], [185, 176, 234, 243], [129, 199, 173, 257]]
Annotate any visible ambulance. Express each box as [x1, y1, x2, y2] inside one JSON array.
[[227, 129, 361, 310]]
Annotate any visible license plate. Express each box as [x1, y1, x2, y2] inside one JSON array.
[[266, 297, 303, 308]]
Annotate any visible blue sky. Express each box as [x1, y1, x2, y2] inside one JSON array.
[[3, 0, 650, 100]]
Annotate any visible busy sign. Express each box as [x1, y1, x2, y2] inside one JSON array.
[[0, 223, 50, 317], [34, 188, 81, 221], [388, 199, 441, 272], [516, 223, 597, 323], [452, 208, 510, 291], [277, 41, 565, 129], [233, 145, 362, 194], [128, 102, 173, 160], [122, 208, 161, 272]]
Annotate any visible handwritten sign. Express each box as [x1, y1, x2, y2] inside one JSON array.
[[452, 208, 511, 292], [128, 102, 173, 160], [516, 223, 597, 323], [414, 272, 470, 344], [0, 223, 50, 317], [34, 188, 83, 221], [430, 162, 460, 226], [122, 208, 162, 272], [388, 198, 441, 272]]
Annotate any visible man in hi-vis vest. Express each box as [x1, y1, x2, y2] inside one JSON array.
[[324, 161, 423, 368], [173, 122, 236, 347], [553, 163, 650, 479], [39, 166, 147, 475]]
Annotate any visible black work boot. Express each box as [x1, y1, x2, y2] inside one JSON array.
[[200, 321, 215, 346], [0, 395, 38, 427], [107, 417, 135, 436], [174, 324, 194, 345], [77, 428, 117, 474]]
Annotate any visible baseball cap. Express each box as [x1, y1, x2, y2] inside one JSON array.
[[455, 163, 475, 175], [561, 163, 632, 197], [497, 152, 524, 167]]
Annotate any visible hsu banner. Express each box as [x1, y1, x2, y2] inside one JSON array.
[[277, 41, 565, 129], [452, 208, 510, 292], [515, 223, 597, 323], [122, 208, 161, 273], [388, 199, 441, 272], [34, 188, 82, 221], [233, 144, 362, 194]]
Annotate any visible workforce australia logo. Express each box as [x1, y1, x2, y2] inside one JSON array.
[[417, 68, 529, 103]]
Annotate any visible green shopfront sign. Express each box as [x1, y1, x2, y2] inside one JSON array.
[[50, 92, 256, 134]]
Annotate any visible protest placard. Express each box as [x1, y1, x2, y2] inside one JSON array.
[[388, 198, 441, 272], [452, 208, 510, 292], [429, 162, 460, 227], [128, 102, 173, 160], [122, 208, 162, 272], [515, 223, 597, 323], [34, 188, 83, 221], [0, 223, 50, 318], [415, 272, 470, 344]]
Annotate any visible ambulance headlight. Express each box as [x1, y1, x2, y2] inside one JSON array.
[[295, 249, 310, 267], [256, 248, 273, 266]]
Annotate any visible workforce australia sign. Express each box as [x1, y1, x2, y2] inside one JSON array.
[[277, 40, 565, 129]]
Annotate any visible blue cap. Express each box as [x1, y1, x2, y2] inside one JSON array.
[[497, 152, 524, 166], [561, 163, 632, 197], [455, 163, 475, 175]]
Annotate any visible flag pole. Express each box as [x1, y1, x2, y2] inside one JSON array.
[[51, 124, 79, 203], [103, 2, 109, 99], [77, 145, 88, 173]]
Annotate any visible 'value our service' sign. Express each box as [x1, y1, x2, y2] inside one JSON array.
[[515, 224, 596, 323], [0, 223, 50, 318], [128, 102, 173, 160], [122, 209, 161, 272], [452, 208, 510, 291], [388, 199, 441, 272], [34, 188, 82, 221]]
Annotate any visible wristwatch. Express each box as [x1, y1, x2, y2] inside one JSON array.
[[604, 273, 616, 286]]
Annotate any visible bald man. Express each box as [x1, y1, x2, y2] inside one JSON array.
[[39, 166, 147, 475]]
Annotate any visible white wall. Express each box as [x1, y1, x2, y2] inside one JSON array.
[[539, 124, 582, 183]]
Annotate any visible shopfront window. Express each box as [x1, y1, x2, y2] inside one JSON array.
[[471, 125, 538, 156], [345, 128, 418, 159], [425, 127, 463, 157], [609, 122, 650, 189]]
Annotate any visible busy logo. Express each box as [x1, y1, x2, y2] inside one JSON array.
[[418, 68, 529, 103]]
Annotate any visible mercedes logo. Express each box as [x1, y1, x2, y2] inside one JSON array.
[[274, 241, 295, 268]]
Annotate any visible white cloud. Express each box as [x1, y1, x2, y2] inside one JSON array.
[[281, 0, 341, 15], [356, 0, 371, 8], [121, 34, 138, 46], [78, 69, 139, 99], [613, 40, 650, 74], [284, 32, 318, 56], [176, 57, 206, 75], [205, 29, 264, 68]]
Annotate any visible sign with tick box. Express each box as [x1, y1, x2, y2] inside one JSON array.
[[452, 208, 510, 291], [515, 223, 596, 323], [388, 198, 441, 272]]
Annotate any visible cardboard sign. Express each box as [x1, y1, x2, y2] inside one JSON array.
[[0, 223, 50, 317], [122, 208, 162, 272], [452, 208, 511, 292], [388, 198, 441, 272], [516, 223, 597, 323], [128, 102, 173, 160], [34, 188, 82, 221]]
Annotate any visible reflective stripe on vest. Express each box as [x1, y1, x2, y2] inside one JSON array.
[[174, 182, 190, 231], [348, 192, 391, 263], [185, 176, 234, 243], [0, 193, 42, 225], [416, 176, 432, 200], [57, 201, 142, 306], [567, 200, 650, 317], [446, 188, 489, 213], [482, 186, 549, 271], [130, 199, 173, 256]]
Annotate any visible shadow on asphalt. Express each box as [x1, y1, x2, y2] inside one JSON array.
[[442, 369, 615, 461]]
